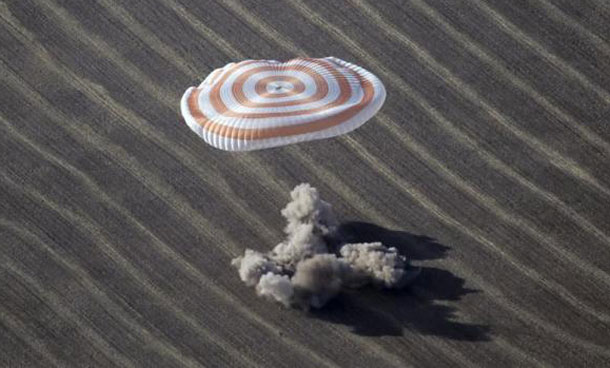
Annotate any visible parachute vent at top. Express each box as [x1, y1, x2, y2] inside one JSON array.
[[180, 57, 386, 151]]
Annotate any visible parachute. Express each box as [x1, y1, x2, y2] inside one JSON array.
[[180, 57, 386, 151]]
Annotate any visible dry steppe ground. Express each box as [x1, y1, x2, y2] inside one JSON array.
[[1, 0, 610, 367]]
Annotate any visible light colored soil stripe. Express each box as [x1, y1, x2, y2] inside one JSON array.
[[407, 0, 610, 242], [94, 0, 199, 77], [411, 0, 610, 157], [1, 171, 262, 367], [468, 0, 610, 104], [534, 0, 610, 57], [378, 107, 610, 263], [161, 0, 247, 59], [374, 112, 610, 316], [0, 198, 203, 367], [344, 0, 610, 198], [1, 260, 138, 368], [0, 305, 65, 368]]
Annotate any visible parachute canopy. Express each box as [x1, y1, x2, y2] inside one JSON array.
[[180, 57, 386, 151]]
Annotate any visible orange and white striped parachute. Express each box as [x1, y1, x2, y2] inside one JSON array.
[[180, 57, 386, 151]]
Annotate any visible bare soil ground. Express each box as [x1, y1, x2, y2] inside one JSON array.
[[1, 0, 609, 366]]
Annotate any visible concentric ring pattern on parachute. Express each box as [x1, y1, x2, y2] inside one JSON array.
[[180, 57, 386, 151]]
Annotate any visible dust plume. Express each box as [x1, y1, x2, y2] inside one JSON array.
[[232, 183, 419, 309]]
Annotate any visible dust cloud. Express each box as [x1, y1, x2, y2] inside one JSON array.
[[232, 183, 419, 308]]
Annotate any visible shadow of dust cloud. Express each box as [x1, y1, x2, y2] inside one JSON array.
[[310, 222, 491, 341]]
